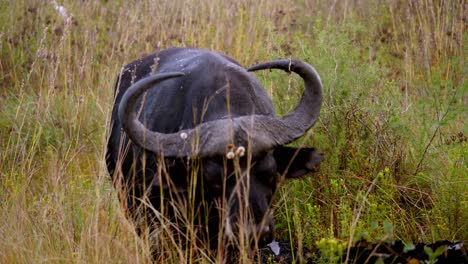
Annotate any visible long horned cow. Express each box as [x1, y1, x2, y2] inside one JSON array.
[[106, 47, 323, 248]]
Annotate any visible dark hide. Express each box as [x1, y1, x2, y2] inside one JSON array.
[[106, 47, 323, 249]]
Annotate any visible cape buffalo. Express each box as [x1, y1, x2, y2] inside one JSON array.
[[106, 47, 323, 249]]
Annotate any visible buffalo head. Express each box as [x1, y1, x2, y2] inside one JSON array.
[[107, 48, 323, 249]]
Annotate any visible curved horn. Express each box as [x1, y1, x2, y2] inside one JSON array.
[[119, 72, 253, 158], [118, 72, 188, 155], [119, 59, 322, 158], [247, 59, 323, 139]]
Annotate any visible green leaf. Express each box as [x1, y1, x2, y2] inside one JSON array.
[[433, 246, 446, 258], [403, 242, 415, 253], [424, 246, 434, 256], [383, 221, 393, 236], [375, 257, 385, 264]]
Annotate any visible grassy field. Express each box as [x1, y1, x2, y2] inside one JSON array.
[[0, 0, 466, 263]]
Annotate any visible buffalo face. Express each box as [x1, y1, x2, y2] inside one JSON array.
[[199, 146, 323, 246]]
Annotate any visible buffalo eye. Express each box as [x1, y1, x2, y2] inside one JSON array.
[[202, 159, 224, 191], [253, 154, 277, 186]]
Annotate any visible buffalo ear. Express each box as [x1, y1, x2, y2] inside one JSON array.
[[274, 146, 324, 179]]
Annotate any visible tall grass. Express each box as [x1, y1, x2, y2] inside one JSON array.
[[0, 0, 465, 262]]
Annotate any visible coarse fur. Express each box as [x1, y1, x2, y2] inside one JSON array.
[[106, 47, 324, 249]]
